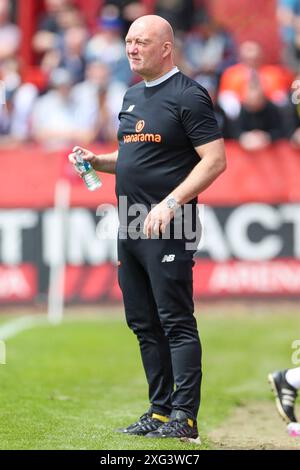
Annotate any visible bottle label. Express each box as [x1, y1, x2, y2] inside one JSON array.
[[75, 156, 91, 174]]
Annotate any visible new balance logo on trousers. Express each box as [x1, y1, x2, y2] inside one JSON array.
[[162, 255, 176, 263]]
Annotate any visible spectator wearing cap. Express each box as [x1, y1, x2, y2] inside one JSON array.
[[31, 68, 95, 149], [85, 5, 132, 85]]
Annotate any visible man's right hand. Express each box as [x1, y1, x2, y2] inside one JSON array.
[[68, 146, 98, 175]]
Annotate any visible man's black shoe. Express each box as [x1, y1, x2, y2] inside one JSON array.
[[268, 370, 298, 423], [145, 410, 201, 444], [116, 412, 169, 436]]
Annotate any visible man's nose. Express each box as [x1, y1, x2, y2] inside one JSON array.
[[128, 43, 138, 55]]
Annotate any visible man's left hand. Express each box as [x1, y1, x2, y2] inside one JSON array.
[[143, 201, 175, 238]]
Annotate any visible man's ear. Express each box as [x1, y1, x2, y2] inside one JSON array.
[[162, 41, 172, 58]]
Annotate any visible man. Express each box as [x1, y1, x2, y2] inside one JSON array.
[[69, 15, 226, 441], [268, 367, 300, 423]]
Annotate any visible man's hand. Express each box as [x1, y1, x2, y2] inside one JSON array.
[[143, 201, 175, 238], [68, 146, 97, 175]]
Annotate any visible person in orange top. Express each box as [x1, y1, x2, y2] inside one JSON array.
[[219, 41, 294, 119]]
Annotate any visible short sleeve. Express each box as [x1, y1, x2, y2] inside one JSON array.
[[179, 85, 222, 147]]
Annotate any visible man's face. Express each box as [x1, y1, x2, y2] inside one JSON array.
[[125, 24, 165, 79]]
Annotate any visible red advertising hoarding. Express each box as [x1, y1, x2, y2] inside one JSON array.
[[1, 141, 300, 302]]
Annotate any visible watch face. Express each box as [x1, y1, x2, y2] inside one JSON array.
[[167, 198, 176, 209]]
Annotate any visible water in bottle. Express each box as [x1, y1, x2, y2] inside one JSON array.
[[74, 149, 102, 191]]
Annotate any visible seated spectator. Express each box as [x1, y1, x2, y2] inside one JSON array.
[[85, 5, 132, 86], [55, 3, 85, 32], [0, 59, 38, 147], [38, 24, 88, 84], [31, 68, 95, 149], [219, 41, 294, 119], [72, 60, 126, 143], [0, 0, 21, 62], [277, 0, 300, 71], [33, 2, 85, 55], [183, 14, 237, 85], [235, 81, 283, 151], [39, 47, 61, 76], [57, 25, 88, 83], [37, 0, 74, 33]]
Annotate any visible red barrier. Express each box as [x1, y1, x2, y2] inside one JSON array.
[[3, 259, 300, 303], [202, 140, 300, 204], [1, 141, 300, 208]]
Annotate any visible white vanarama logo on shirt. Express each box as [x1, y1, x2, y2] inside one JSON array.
[[123, 120, 162, 144]]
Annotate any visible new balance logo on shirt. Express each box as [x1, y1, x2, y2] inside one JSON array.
[[162, 255, 175, 263], [126, 105, 135, 112]]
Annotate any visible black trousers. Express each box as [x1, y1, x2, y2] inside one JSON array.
[[117, 234, 202, 420]]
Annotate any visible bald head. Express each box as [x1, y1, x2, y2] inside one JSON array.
[[129, 15, 174, 45], [125, 15, 175, 81]]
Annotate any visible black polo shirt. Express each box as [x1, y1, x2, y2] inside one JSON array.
[[116, 70, 222, 226]]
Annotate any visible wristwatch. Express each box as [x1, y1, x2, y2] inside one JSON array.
[[166, 196, 180, 211]]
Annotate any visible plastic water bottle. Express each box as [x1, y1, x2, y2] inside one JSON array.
[[287, 422, 300, 437], [74, 149, 102, 191]]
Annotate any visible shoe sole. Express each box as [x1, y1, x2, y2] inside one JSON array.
[[180, 436, 201, 445], [145, 433, 201, 444], [115, 429, 155, 436], [268, 373, 291, 424]]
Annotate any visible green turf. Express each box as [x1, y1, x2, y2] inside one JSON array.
[[0, 306, 299, 450]]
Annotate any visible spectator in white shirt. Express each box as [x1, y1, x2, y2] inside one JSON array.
[[31, 68, 95, 149], [72, 60, 126, 142]]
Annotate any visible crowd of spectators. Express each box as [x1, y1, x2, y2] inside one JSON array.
[[1, 0, 300, 151]]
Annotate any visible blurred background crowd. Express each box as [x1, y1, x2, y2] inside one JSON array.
[[1, 0, 300, 151]]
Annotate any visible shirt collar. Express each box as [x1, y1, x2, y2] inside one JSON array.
[[144, 67, 179, 87]]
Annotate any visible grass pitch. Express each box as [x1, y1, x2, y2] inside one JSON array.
[[0, 304, 299, 450]]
